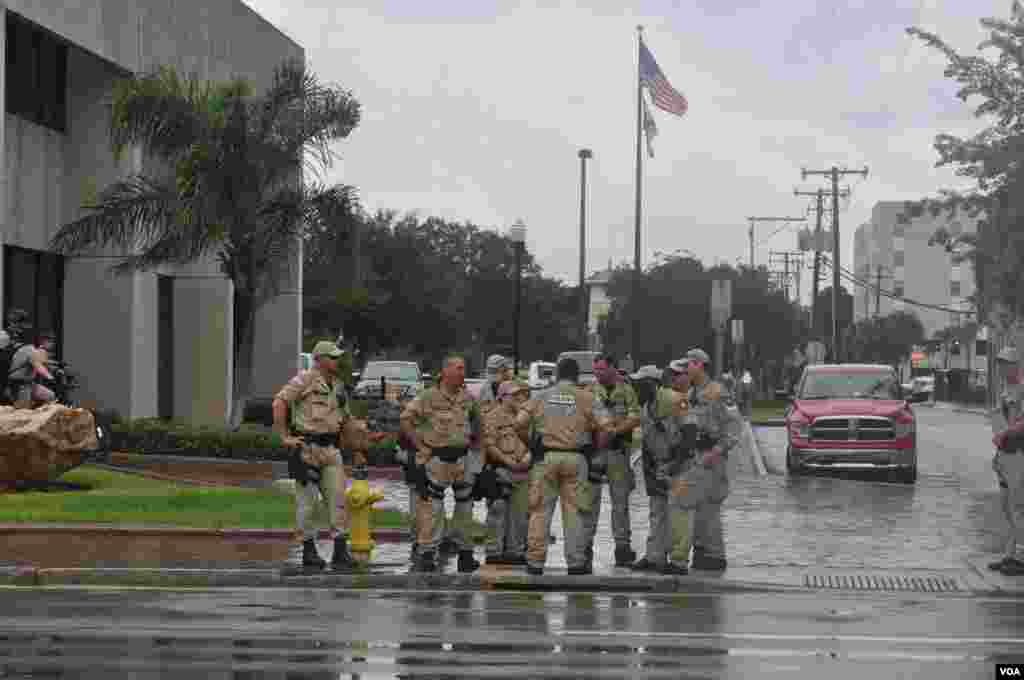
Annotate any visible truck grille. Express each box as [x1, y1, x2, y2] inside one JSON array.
[[811, 417, 894, 442]]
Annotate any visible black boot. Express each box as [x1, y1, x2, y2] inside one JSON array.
[[413, 550, 436, 573], [330, 535, 357, 570], [614, 546, 637, 568], [302, 539, 326, 569], [457, 550, 480, 574]]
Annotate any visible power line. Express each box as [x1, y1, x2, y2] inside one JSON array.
[[818, 255, 975, 316]]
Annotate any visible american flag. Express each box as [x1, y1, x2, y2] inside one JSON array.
[[639, 38, 688, 117], [643, 95, 658, 158]]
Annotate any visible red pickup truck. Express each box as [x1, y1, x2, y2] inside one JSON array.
[[785, 364, 917, 483]]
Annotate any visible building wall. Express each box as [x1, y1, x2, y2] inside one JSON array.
[[860, 200, 984, 372], [0, 1, 303, 423]]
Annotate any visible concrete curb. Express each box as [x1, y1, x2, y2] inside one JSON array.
[[0, 565, 1016, 598], [742, 421, 767, 478], [0, 566, 814, 595], [0, 523, 411, 543]]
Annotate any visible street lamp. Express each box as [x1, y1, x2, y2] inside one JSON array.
[[578, 148, 592, 350], [509, 219, 527, 376]]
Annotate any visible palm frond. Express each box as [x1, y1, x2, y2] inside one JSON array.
[[50, 176, 180, 255]]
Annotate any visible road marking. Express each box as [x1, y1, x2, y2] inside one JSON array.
[[558, 630, 1024, 646]]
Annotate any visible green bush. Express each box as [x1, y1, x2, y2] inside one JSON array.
[[111, 418, 398, 462]]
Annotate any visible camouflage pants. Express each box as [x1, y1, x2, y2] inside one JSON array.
[[995, 451, 1024, 560], [294, 445, 348, 541], [526, 452, 588, 570], [484, 466, 515, 557], [415, 456, 477, 552], [579, 450, 635, 553], [668, 456, 730, 562]]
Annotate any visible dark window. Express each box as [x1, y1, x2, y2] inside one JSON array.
[[158, 276, 175, 419], [893, 282, 904, 298], [976, 340, 988, 357], [893, 251, 905, 267], [893, 223, 905, 237], [3, 245, 64, 358], [951, 281, 961, 297], [5, 13, 68, 133]]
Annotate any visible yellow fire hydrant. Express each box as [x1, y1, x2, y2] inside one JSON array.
[[344, 463, 385, 565]]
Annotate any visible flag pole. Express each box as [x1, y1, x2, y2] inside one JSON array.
[[631, 24, 644, 361]]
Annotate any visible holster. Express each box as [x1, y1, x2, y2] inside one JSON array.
[[287, 447, 323, 486], [432, 446, 468, 463], [528, 432, 546, 466], [472, 464, 503, 501]]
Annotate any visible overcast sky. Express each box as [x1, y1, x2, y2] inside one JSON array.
[[244, 0, 1004, 302]]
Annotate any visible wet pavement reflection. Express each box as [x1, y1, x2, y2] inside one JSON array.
[[0, 588, 1020, 678]]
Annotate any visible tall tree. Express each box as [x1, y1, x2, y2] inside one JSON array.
[[50, 60, 361, 427], [904, 2, 1024, 327]]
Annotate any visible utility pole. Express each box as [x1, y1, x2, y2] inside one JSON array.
[[769, 251, 804, 303], [794, 187, 845, 338], [747, 216, 806, 268], [800, 165, 869, 362], [578, 148, 592, 349]]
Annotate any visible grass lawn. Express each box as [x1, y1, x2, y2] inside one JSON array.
[[0, 465, 408, 530]]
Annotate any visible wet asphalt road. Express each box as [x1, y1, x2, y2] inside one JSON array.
[[0, 587, 1022, 678], [746, 404, 1005, 570]]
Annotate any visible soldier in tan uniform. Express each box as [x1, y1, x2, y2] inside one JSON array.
[[272, 340, 360, 570], [479, 380, 532, 564], [671, 349, 740, 571], [400, 354, 482, 573], [523, 357, 615, 576]]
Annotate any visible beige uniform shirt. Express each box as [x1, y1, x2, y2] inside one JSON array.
[[400, 385, 479, 454], [526, 380, 612, 451], [275, 367, 349, 434], [482, 406, 531, 468]]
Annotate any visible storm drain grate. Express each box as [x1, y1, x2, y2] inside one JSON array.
[[803, 573, 961, 592]]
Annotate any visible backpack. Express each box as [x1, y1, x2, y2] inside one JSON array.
[[0, 341, 25, 402]]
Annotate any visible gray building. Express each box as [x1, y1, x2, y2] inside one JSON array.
[[0, 1, 303, 424], [853, 201, 984, 374]]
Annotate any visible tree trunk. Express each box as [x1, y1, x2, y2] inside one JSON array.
[[228, 292, 257, 430]]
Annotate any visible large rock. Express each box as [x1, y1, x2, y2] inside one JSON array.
[[0, 404, 99, 483]]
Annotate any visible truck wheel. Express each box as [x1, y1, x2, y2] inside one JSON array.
[[786, 447, 799, 475]]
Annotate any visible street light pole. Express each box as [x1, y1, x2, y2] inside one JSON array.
[[578, 148, 592, 350], [509, 220, 527, 376]]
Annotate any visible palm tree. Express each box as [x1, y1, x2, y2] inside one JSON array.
[[50, 59, 361, 427]]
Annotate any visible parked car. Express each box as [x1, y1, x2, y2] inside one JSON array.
[[784, 363, 917, 483], [352, 361, 424, 400], [556, 351, 600, 386], [908, 376, 935, 403], [528, 361, 557, 390]]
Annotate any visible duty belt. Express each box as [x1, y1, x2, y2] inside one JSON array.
[[695, 433, 719, 451], [297, 431, 338, 447], [432, 446, 468, 462]]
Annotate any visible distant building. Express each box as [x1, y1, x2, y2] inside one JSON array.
[[853, 201, 984, 377], [584, 266, 613, 351]]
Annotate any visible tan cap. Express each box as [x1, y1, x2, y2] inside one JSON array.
[[312, 340, 344, 358]]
